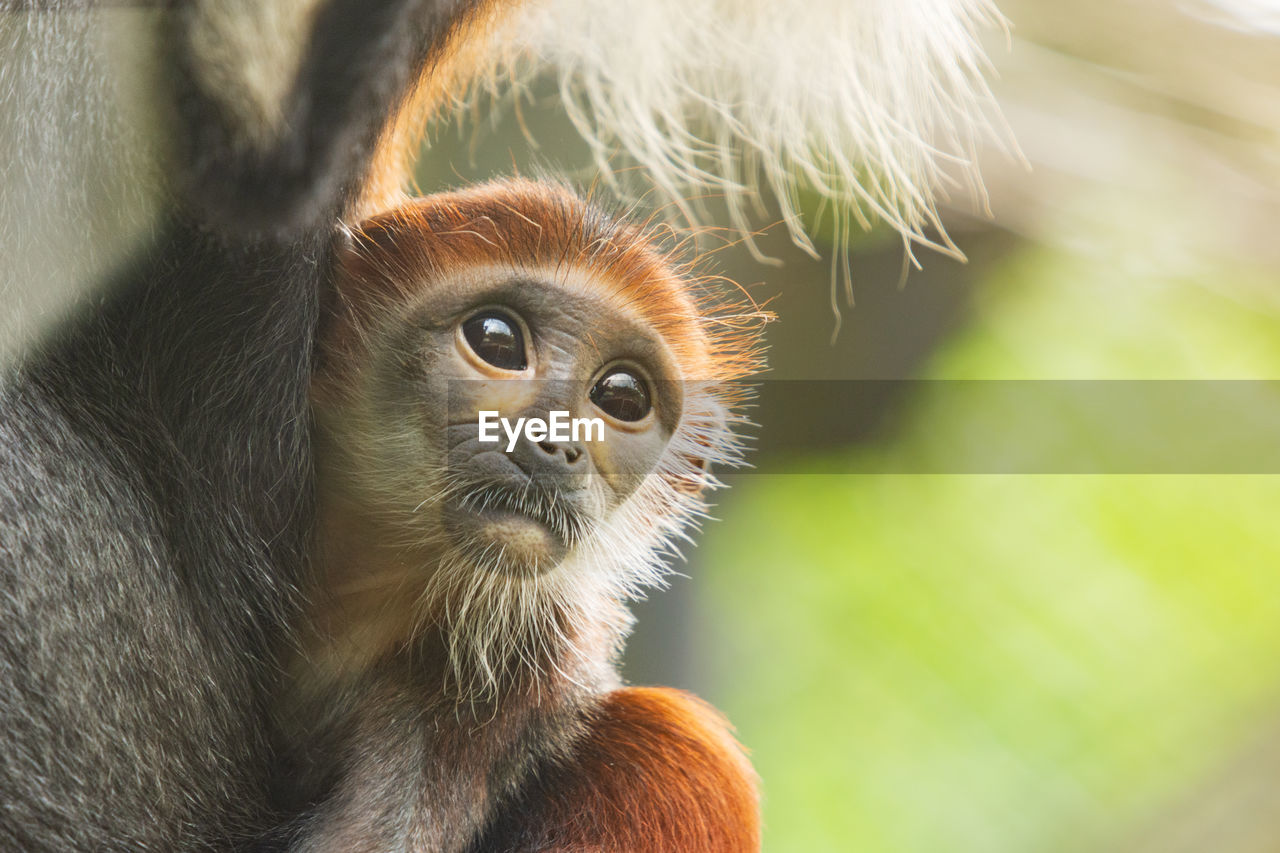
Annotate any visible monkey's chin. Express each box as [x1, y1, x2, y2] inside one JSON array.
[[444, 508, 568, 576]]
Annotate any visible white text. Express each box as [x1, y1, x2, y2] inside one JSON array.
[[477, 411, 604, 452]]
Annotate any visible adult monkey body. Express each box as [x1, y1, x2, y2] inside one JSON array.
[[0, 2, 497, 848], [278, 179, 763, 851], [0, 0, 1006, 850]]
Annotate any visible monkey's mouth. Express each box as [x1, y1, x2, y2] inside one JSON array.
[[441, 483, 590, 571]]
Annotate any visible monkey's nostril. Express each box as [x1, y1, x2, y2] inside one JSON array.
[[536, 440, 584, 465]]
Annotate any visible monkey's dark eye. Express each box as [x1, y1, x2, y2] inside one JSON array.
[[590, 369, 651, 422], [462, 311, 527, 371]]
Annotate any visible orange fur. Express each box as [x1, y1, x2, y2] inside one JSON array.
[[478, 687, 761, 852], [326, 179, 767, 389]]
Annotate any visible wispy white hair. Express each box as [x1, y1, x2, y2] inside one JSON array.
[[475, 0, 1012, 261]]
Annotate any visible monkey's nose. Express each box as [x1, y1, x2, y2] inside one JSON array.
[[504, 426, 591, 490], [537, 439, 585, 466]]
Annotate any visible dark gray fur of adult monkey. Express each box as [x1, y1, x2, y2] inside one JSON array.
[[0, 0, 1006, 849], [0, 2, 493, 848]]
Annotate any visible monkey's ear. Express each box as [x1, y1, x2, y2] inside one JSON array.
[[675, 454, 714, 497], [673, 396, 735, 497]]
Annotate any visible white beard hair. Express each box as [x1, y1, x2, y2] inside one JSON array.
[[470, 0, 1013, 263], [408, 382, 744, 703]]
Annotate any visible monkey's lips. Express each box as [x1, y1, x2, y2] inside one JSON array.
[[441, 485, 587, 573]]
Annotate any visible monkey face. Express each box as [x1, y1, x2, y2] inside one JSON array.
[[309, 182, 765, 692], [317, 264, 686, 577], [439, 269, 687, 574], [311, 183, 766, 675]]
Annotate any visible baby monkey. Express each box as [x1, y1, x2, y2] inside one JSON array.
[[275, 179, 765, 852]]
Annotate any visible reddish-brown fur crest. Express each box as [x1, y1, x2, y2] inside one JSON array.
[[477, 687, 761, 852], [324, 179, 767, 390]]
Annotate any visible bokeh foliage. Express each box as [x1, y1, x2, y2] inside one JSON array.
[[701, 235, 1280, 852]]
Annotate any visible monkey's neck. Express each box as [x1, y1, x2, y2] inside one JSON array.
[[282, 493, 626, 853], [298, 496, 425, 679], [298, 487, 623, 703]]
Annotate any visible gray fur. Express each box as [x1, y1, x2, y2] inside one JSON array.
[[0, 1, 483, 849]]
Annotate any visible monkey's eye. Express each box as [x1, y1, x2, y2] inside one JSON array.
[[462, 311, 527, 371], [590, 369, 651, 422]]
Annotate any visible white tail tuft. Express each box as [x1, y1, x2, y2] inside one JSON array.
[[474, 0, 1013, 261]]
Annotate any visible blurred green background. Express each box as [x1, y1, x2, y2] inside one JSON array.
[[419, 2, 1280, 849]]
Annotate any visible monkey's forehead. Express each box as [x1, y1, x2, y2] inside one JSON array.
[[338, 256, 719, 378], [341, 185, 766, 381], [351, 183, 699, 307]]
